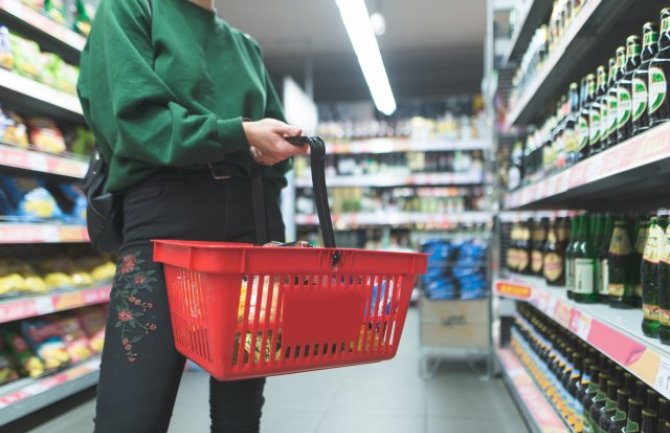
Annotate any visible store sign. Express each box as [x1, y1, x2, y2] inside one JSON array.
[[496, 282, 532, 300]]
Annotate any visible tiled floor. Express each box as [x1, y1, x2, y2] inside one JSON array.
[[15, 308, 529, 433]]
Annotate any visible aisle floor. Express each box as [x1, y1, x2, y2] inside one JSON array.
[[18, 308, 528, 433]]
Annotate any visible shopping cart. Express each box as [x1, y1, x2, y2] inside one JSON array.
[[153, 137, 427, 381]]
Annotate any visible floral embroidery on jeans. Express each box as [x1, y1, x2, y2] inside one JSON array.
[[113, 252, 159, 362]]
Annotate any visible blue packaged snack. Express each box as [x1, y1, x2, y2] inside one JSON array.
[[0, 176, 63, 221]]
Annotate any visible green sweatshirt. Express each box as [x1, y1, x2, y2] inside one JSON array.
[[77, 0, 289, 192]]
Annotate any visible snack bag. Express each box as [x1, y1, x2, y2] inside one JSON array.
[[58, 315, 93, 363], [9, 34, 42, 80], [0, 175, 63, 220], [77, 306, 105, 353], [4, 328, 46, 377], [27, 118, 66, 154], [90, 261, 115, 282], [2, 110, 30, 148], [21, 317, 71, 370], [0, 26, 13, 70], [39, 52, 61, 88], [0, 273, 25, 296]]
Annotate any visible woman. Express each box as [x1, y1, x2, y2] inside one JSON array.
[[77, 0, 307, 432]]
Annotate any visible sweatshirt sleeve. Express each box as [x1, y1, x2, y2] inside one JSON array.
[[77, 0, 249, 167]]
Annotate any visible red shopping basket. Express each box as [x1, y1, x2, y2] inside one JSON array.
[[154, 137, 427, 381]]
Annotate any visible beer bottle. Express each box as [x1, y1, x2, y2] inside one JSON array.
[[597, 215, 615, 302], [633, 23, 660, 135], [566, 82, 581, 164], [608, 389, 632, 433], [649, 8, 670, 127], [518, 220, 532, 274], [556, 95, 570, 170], [618, 35, 642, 143], [658, 217, 670, 345], [597, 58, 615, 154], [633, 217, 650, 306], [578, 74, 595, 161], [591, 376, 615, 432], [607, 47, 626, 149], [624, 399, 644, 433], [598, 380, 621, 433], [659, 399, 670, 433], [567, 216, 579, 299], [532, 217, 549, 276], [609, 219, 636, 308], [642, 217, 663, 338], [590, 66, 607, 153], [545, 218, 567, 286], [664, 421, 670, 433], [507, 223, 519, 272], [641, 410, 659, 433], [584, 367, 605, 433], [575, 215, 598, 303], [646, 390, 659, 417], [591, 214, 605, 302]]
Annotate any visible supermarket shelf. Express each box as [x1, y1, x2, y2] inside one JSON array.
[[0, 284, 111, 324], [295, 211, 492, 228], [0, 357, 100, 425], [503, 0, 553, 66], [506, 0, 652, 127], [495, 346, 571, 433], [323, 138, 490, 155], [0, 67, 83, 121], [296, 171, 484, 188], [0, 0, 85, 58], [503, 121, 670, 210], [495, 274, 670, 401], [0, 143, 88, 179], [0, 223, 89, 244]]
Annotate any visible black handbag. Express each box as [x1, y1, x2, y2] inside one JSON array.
[[82, 151, 122, 253]]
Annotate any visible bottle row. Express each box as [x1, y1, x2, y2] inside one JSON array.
[[294, 151, 485, 180], [510, 0, 589, 105], [513, 301, 666, 433], [505, 211, 670, 346], [509, 8, 670, 189], [295, 186, 487, 216]]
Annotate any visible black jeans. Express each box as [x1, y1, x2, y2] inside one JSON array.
[[93, 171, 285, 433]]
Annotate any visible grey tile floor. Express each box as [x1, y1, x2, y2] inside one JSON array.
[[20, 308, 529, 433]]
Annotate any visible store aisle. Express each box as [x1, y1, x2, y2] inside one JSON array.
[[19, 308, 527, 433]]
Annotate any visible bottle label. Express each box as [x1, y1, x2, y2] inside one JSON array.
[[644, 303, 661, 321], [518, 251, 529, 271], [643, 226, 663, 263], [543, 253, 564, 282], [600, 104, 609, 139], [662, 230, 670, 264], [663, 17, 670, 35], [531, 250, 543, 273], [644, 30, 660, 49], [632, 77, 648, 122], [660, 308, 670, 326], [574, 258, 595, 295], [608, 283, 625, 297], [617, 87, 632, 128], [565, 258, 574, 290], [600, 258, 609, 296], [589, 108, 601, 144], [578, 116, 589, 150], [506, 248, 516, 269], [608, 93, 619, 135], [649, 66, 667, 115], [625, 420, 640, 433], [610, 227, 632, 255]]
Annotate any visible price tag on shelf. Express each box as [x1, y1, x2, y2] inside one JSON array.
[[0, 299, 38, 323], [27, 151, 49, 173], [569, 310, 592, 340], [554, 303, 572, 328], [655, 358, 670, 397], [496, 282, 532, 300]]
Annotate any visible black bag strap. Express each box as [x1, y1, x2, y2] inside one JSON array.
[[251, 163, 268, 245]]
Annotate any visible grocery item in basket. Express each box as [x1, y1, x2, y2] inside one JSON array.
[[9, 34, 42, 80], [21, 317, 71, 370], [243, 331, 282, 363], [0, 110, 30, 148], [0, 26, 12, 70], [4, 329, 45, 378], [77, 307, 105, 353], [238, 276, 279, 323], [58, 315, 93, 363], [27, 118, 66, 154]]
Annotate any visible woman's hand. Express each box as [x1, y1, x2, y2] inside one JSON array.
[[243, 119, 308, 166]]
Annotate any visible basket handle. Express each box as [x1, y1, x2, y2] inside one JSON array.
[[287, 137, 337, 250]]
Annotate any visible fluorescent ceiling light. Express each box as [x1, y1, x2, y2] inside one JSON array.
[[335, 0, 397, 115]]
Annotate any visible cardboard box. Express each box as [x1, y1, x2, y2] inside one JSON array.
[[420, 299, 489, 349]]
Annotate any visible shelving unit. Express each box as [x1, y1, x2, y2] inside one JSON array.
[[503, 0, 553, 67], [295, 211, 492, 228], [0, 285, 111, 324], [325, 138, 489, 154], [295, 171, 484, 188], [0, 143, 88, 180], [0, 223, 88, 243], [495, 346, 571, 433], [0, 357, 100, 425]]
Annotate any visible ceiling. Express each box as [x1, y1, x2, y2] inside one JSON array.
[[216, 0, 487, 104]]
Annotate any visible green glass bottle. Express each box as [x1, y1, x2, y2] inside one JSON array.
[[575, 215, 598, 303], [578, 74, 596, 160], [567, 216, 579, 299], [641, 410, 659, 433], [583, 365, 603, 433], [643, 217, 663, 338], [607, 47, 626, 149], [633, 217, 650, 306], [598, 214, 615, 303], [595, 57, 615, 155], [633, 22, 660, 135], [590, 373, 612, 431], [624, 399, 643, 433], [618, 35, 642, 143], [659, 219, 670, 345], [649, 8, 670, 127], [658, 398, 670, 433], [590, 65, 607, 154], [609, 219, 636, 308], [608, 389, 632, 433], [664, 420, 670, 433], [598, 380, 621, 433], [544, 218, 567, 286]]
